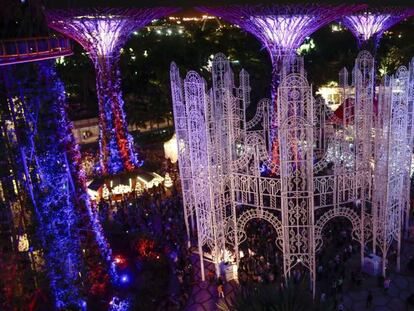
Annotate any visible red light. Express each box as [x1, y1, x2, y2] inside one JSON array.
[[114, 255, 125, 265]]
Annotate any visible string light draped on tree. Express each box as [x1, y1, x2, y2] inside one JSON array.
[[197, 4, 366, 165], [57, 73, 117, 286], [342, 8, 414, 52], [1, 61, 85, 309], [46, 8, 179, 175]]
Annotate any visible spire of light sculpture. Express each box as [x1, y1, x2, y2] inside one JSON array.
[[46, 8, 179, 175], [342, 8, 414, 52], [198, 4, 365, 99]]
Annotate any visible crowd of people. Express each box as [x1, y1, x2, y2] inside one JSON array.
[[93, 154, 194, 309], [237, 218, 280, 286], [233, 214, 369, 309], [316, 218, 363, 309], [81, 143, 414, 310]]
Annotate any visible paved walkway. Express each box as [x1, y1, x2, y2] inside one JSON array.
[[185, 254, 238, 311], [184, 239, 414, 311], [339, 241, 414, 311]]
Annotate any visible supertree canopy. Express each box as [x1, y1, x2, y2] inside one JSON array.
[[46, 8, 179, 175], [198, 4, 365, 165], [342, 8, 414, 51], [197, 4, 366, 94]]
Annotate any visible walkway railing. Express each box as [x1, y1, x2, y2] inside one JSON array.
[[0, 36, 73, 66]]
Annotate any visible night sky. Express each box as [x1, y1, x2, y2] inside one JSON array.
[[39, 0, 414, 9]]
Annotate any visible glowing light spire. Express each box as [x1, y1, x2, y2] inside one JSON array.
[[46, 8, 179, 175], [343, 8, 414, 51]]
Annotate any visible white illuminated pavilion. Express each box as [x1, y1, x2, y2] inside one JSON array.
[[171, 51, 414, 295]]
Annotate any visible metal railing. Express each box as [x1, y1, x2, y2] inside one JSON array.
[[0, 36, 73, 66]]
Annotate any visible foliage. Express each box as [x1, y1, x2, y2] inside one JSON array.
[[218, 278, 332, 311], [1, 60, 116, 309]]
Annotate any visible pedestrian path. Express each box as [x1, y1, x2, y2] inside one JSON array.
[[328, 241, 414, 311], [184, 240, 414, 311], [185, 254, 238, 311]]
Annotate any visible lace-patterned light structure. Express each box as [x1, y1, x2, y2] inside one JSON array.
[[343, 8, 414, 50], [46, 8, 178, 175], [171, 52, 414, 295]]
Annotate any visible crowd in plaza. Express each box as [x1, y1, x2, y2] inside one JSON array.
[[237, 219, 280, 286], [80, 145, 414, 310], [231, 215, 379, 309], [91, 150, 194, 309], [315, 218, 361, 309]]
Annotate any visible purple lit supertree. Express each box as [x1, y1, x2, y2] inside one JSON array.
[[46, 8, 179, 175], [198, 4, 365, 164], [342, 8, 414, 52], [198, 5, 365, 101]]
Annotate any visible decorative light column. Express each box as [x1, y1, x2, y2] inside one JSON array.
[[342, 8, 414, 53], [46, 8, 178, 175], [343, 8, 414, 243], [197, 4, 365, 162], [373, 65, 414, 274], [277, 72, 316, 294]]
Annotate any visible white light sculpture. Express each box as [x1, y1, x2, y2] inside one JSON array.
[[171, 52, 414, 295]]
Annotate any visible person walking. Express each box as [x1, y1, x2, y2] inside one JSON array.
[[217, 283, 225, 298], [337, 277, 343, 293], [366, 290, 373, 309], [384, 277, 391, 294], [207, 270, 215, 284], [320, 292, 326, 303]]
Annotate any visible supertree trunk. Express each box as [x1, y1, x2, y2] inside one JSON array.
[[95, 56, 137, 174]]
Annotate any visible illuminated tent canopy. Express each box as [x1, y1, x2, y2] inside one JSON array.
[[87, 169, 165, 200], [164, 133, 178, 163]]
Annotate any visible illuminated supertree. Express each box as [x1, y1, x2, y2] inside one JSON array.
[[198, 4, 365, 101], [197, 5, 365, 164], [46, 8, 178, 175], [342, 8, 414, 52]]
